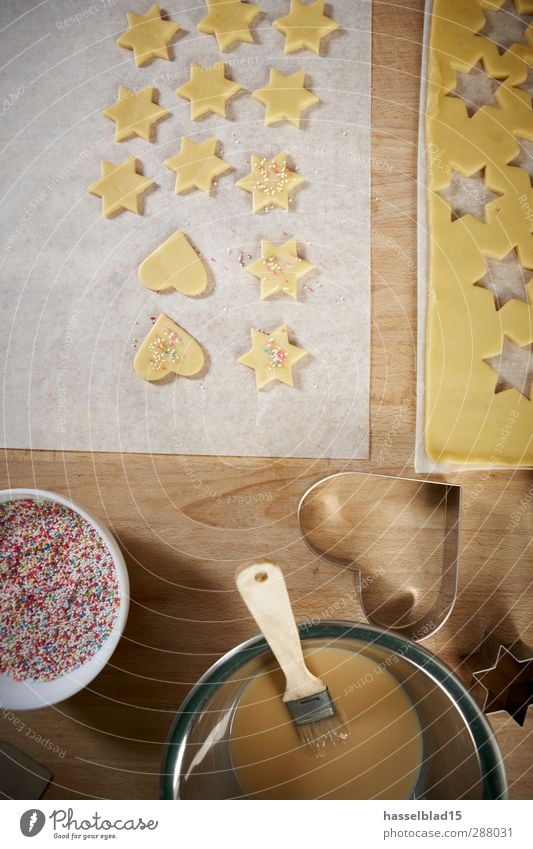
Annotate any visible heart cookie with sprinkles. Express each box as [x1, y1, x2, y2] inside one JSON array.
[[134, 314, 204, 381]]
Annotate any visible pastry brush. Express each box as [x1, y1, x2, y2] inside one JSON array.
[[235, 561, 350, 757]]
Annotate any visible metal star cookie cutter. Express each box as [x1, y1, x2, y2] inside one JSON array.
[[297, 472, 461, 641], [471, 640, 533, 727]]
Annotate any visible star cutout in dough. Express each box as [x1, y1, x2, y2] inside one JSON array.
[[239, 325, 308, 388], [476, 249, 532, 309], [176, 63, 243, 120], [485, 337, 533, 400], [117, 4, 180, 67], [246, 239, 314, 299], [273, 0, 339, 54], [440, 169, 500, 222], [449, 61, 499, 117], [236, 153, 304, 212], [87, 157, 154, 218], [102, 86, 169, 142], [479, 0, 532, 55], [197, 0, 261, 52], [164, 137, 232, 195], [473, 646, 533, 727], [252, 69, 319, 128]]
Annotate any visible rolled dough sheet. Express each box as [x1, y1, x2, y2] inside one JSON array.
[[417, 0, 533, 471], [0, 0, 371, 460]]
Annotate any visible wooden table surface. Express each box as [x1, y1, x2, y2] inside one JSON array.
[[1, 0, 531, 800]]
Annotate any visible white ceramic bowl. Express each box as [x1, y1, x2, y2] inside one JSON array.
[[0, 488, 130, 710]]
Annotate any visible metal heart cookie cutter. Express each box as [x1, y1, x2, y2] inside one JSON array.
[[297, 472, 461, 641]]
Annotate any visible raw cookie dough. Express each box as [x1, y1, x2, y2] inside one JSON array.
[[252, 69, 319, 127], [273, 0, 339, 54], [134, 314, 204, 381], [116, 4, 180, 67], [87, 157, 154, 217], [236, 153, 304, 212], [164, 137, 231, 195], [197, 0, 261, 51], [176, 62, 243, 120], [246, 238, 314, 299], [239, 325, 308, 388], [138, 231, 208, 295], [103, 86, 169, 142], [423, 0, 533, 465]]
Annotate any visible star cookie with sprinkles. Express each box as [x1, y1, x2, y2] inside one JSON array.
[[246, 238, 314, 299], [236, 153, 304, 212], [252, 69, 319, 127], [197, 0, 261, 51], [87, 157, 154, 217], [103, 86, 169, 142], [176, 63, 243, 120], [273, 0, 339, 54], [134, 314, 204, 381], [117, 4, 180, 67], [164, 137, 232, 195], [239, 325, 308, 388]]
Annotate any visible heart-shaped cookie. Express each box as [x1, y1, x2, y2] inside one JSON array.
[[134, 314, 204, 381], [138, 230, 207, 295]]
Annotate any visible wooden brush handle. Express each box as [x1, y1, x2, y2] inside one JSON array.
[[235, 561, 325, 702]]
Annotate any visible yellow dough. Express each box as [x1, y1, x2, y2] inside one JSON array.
[[197, 0, 260, 51], [239, 325, 308, 389], [245, 238, 314, 299], [87, 157, 154, 217], [273, 0, 339, 54], [424, 0, 533, 465], [164, 137, 231, 195], [236, 153, 304, 212], [252, 69, 319, 127], [138, 231, 208, 295], [103, 86, 169, 142], [176, 63, 243, 120], [134, 314, 204, 381], [116, 4, 180, 67]]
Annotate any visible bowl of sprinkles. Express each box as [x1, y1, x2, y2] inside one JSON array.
[[0, 489, 129, 710]]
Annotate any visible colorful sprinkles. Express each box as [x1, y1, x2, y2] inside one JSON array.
[[264, 337, 288, 370], [254, 158, 291, 196], [0, 499, 120, 682], [148, 325, 181, 372]]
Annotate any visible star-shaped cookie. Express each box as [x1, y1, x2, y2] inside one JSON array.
[[176, 63, 243, 120], [236, 153, 304, 212], [164, 137, 232, 195], [103, 86, 169, 142], [252, 69, 319, 127], [273, 0, 339, 54], [117, 4, 180, 67], [246, 239, 314, 299], [87, 157, 154, 217], [239, 325, 308, 389], [197, 0, 261, 51]]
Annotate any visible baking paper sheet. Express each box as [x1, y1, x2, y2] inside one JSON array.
[[0, 0, 371, 459]]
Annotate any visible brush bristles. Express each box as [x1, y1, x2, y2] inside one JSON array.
[[286, 688, 336, 725], [296, 714, 351, 758]]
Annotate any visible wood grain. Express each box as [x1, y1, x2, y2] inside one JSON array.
[[1, 0, 531, 799]]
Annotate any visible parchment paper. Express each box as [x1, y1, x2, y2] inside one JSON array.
[[0, 0, 371, 459]]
